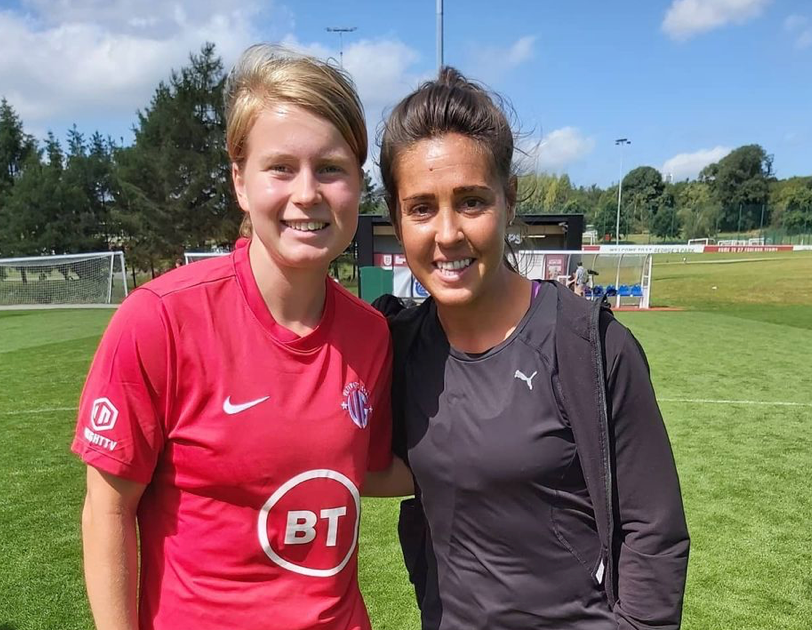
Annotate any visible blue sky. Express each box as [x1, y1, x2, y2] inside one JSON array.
[[0, 0, 809, 187]]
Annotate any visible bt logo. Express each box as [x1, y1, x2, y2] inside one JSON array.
[[285, 507, 347, 547], [258, 470, 360, 578]]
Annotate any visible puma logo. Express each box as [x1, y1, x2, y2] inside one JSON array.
[[514, 370, 538, 391]]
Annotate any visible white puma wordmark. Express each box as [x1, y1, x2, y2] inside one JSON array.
[[514, 370, 538, 391]]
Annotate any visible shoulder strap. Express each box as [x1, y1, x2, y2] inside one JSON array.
[[552, 284, 618, 605]]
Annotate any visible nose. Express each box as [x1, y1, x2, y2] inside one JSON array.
[[291, 168, 322, 208], [434, 207, 463, 248]]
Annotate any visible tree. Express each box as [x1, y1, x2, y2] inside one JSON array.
[[115, 43, 239, 275], [517, 173, 555, 213], [676, 181, 721, 240], [779, 184, 812, 234], [622, 166, 664, 232], [360, 170, 384, 214], [592, 186, 629, 241], [0, 98, 37, 197], [651, 206, 680, 240], [0, 135, 70, 257], [700, 144, 773, 231], [543, 174, 572, 212]]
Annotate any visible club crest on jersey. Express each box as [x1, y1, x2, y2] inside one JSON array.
[[341, 382, 372, 429]]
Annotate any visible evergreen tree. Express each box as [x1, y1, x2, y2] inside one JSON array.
[[0, 98, 37, 196], [115, 43, 239, 274]]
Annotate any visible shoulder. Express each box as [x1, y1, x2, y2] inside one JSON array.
[[371, 294, 433, 355], [137, 255, 235, 299], [106, 256, 237, 342], [386, 298, 432, 339], [331, 281, 390, 336], [547, 280, 594, 340], [548, 280, 630, 359]]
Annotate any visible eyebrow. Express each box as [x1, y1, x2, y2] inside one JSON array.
[[402, 185, 493, 202], [454, 185, 492, 195], [256, 150, 354, 163]]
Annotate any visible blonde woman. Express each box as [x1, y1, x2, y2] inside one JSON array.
[[73, 45, 398, 630]]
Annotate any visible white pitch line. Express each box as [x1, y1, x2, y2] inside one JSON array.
[[660, 398, 812, 408], [0, 406, 77, 416]]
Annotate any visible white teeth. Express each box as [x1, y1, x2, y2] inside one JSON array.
[[436, 258, 473, 272], [286, 221, 327, 232]]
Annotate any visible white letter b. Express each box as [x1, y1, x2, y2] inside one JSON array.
[[285, 510, 317, 545]]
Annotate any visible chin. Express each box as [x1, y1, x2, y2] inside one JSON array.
[[271, 248, 335, 271], [424, 284, 478, 308]]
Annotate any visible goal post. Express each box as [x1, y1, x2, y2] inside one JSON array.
[[0, 251, 128, 308]]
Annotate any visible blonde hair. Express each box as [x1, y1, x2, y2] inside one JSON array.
[[224, 44, 367, 237]]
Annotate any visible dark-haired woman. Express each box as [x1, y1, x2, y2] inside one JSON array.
[[373, 68, 689, 630]]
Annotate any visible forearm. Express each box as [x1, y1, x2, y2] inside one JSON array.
[[82, 497, 140, 630], [362, 456, 414, 497]]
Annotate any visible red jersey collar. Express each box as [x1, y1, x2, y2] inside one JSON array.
[[232, 238, 335, 352]]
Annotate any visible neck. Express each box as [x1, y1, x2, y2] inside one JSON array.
[[436, 267, 531, 354], [248, 239, 328, 336]]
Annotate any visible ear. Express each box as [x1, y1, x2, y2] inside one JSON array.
[[232, 162, 250, 213]]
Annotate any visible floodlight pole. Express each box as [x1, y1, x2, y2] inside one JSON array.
[[326, 27, 357, 68], [615, 138, 631, 245], [437, 0, 444, 73]]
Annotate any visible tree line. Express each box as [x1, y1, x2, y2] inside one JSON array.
[[1, 43, 811, 275], [517, 148, 811, 241]]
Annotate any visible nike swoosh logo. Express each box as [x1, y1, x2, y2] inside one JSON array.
[[223, 396, 270, 415]]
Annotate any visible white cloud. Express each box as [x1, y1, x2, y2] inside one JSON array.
[[796, 30, 812, 49], [277, 35, 426, 174], [660, 146, 731, 180], [0, 0, 424, 162], [506, 36, 537, 66], [0, 2, 270, 126], [662, 0, 772, 41], [784, 14, 812, 50], [784, 14, 808, 31], [468, 35, 537, 83], [517, 127, 596, 173]]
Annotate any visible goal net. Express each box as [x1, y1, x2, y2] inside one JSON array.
[[516, 250, 653, 308], [184, 251, 229, 265], [0, 251, 128, 307]]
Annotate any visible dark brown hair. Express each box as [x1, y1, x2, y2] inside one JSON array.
[[379, 66, 516, 221]]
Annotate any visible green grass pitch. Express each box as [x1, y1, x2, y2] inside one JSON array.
[[1, 253, 811, 629]]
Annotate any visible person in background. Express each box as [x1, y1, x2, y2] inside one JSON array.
[[374, 67, 689, 630], [574, 260, 589, 296], [74, 44, 402, 630]]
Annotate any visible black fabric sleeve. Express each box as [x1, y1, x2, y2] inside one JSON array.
[[605, 323, 690, 630], [371, 294, 410, 463], [371, 293, 407, 319]]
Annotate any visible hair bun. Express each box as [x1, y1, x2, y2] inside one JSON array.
[[436, 66, 469, 89]]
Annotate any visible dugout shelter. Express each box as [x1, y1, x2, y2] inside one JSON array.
[[356, 214, 584, 301]]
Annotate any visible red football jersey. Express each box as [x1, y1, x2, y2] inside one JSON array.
[[72, 240, 393, 630]]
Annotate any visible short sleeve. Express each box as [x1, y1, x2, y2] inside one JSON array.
[[366, 336, 394, 472], [71, 289, 171, 484]]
